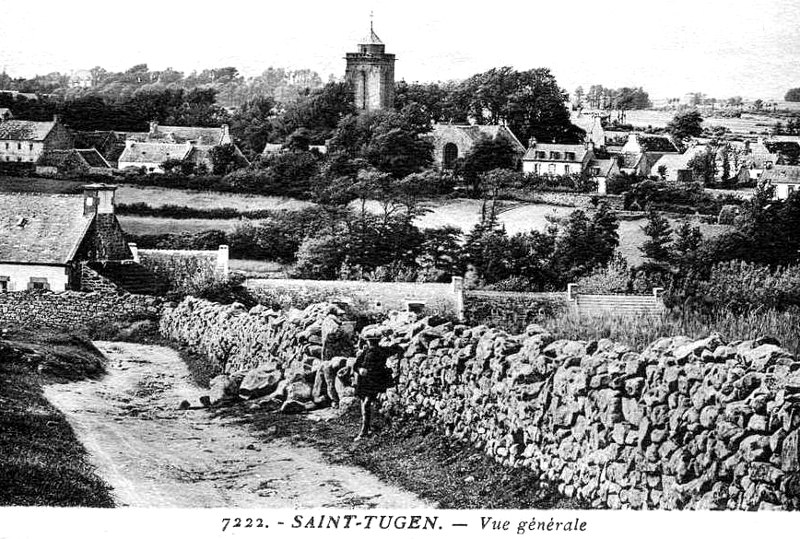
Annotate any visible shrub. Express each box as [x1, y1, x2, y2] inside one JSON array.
[[575, 254, 630, 294]]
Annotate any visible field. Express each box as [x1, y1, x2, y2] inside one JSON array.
[[624, 109, 779, 135], [115, 185, 313, 212], [0, 176, 730, 268]]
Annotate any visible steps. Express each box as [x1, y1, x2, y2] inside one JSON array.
[[87, 261, 165, 296]]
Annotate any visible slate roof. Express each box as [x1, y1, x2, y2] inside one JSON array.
[[524, 143, 588, 162], [433, 124, 526, 154], [76, 148, 111, 168], [589, 158, 616, 176], [0, 120, 55, 141], [121, 126, 227, 146], [0, 193, 92, 265], [360, 27, 384, 45], [638, 135, 680, 153], [37, 148, 110, 169], [118, 142, 192, 164], [762, 165, 800, 184]]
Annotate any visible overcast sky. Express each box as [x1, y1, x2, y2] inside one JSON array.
[[0, 0, 798, 100]]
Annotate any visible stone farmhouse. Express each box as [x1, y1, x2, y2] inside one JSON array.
[[0, 115, 73, 164], [118, 121, 249, 173], [35, 148, 113, 176], [761, 165, 800, 200], [0, 184, 156, 293], [430, 123, 526, 170], [522, 140, 594, 176]]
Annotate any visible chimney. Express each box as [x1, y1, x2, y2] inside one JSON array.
[[82, 184, 118, 216], [52, 114, 60, 123], [221, 124, 231, 144], [528, 137, 537, 149]]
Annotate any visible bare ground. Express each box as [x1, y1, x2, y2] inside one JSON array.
[[43, 341, 429, 509]]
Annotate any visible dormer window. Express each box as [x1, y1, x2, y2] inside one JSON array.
[[536, 151, 546, 159], [16, 217, 28, 228], [550, 151, 561, 160], [566, 152, 576, 161]]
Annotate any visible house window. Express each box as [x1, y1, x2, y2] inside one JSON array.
[[534, 164, 541, 174], [564, 165, 571, 174], [550, 151, 561, 160], [16, 157, 21, 162], [4, 142, 7, 149], [29, 143, 33, 151], [17, 143, 21, 150], [28, 277, 50, 291], [0, 277, 9, 292], [566, 152, 576, 161], [536, 151, 546, 159], [789, 185, 796, 197], [548, 164, 556, 174], [592, 167, 601, 176]]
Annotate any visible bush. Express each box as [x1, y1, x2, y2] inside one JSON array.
[[575, 254, 630, 294]]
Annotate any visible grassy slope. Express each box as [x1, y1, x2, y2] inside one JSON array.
[[0, 330, 114, 507]]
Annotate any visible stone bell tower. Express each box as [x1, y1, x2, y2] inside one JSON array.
[[344, 15, 395, 112]]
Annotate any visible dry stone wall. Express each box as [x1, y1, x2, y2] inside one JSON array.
[[370, 312, 800, 510], [158, 298, 800, 510], [159, 297, 357, 412], [0, 291, 163, 332]]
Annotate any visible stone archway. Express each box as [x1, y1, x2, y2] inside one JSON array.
[[443, 142, 458, 169]]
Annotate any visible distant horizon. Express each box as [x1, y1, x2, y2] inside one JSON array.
[[0, 0, 798, 101]]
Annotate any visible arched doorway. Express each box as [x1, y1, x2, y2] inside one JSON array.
[[443, 143, 458, 169]]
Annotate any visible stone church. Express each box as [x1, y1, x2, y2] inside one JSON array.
[[345, 20, 395, 112]]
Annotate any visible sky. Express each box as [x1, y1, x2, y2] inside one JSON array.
[[0, 0, 798, 100]]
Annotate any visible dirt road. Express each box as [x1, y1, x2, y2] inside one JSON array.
[[43, 341, 429, 509]]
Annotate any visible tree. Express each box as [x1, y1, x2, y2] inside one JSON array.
[[229, 95, 276, 156], [462, 135, 519, 193], [452, 67, 581, 144], [640, 210, 673, 263], [687, 146, 718, 186], [209, 144, 241, 175], [786, 88, 800, 102], [671, 222, 703, 266], [666, 110, 704, 141]]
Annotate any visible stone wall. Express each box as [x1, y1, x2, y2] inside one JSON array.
[[79, 263, 122, 293], [245, 278, 459, 318], [502, 188, 625, 210], [369, 312, 800, 510], [137, 247, 227, 290], [159, 297, 350, 376], [0, 291, 163, 333], [463, 291, 567, 333], [157, 297, 800, 509]]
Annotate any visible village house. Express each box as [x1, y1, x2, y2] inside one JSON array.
[[612, 132, 680, 176], [0, 115, 73, 164], [570, 111, 606, 148], [0, 184, 141, 292], [430, 123, 526, 170], [522, 140, 594, 176], [761, 165, 800, 200], [35, 148, 113, 176], [74, 130, 126, 167], [118, 121, 249, 173]]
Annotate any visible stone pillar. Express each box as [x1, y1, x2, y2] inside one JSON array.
[[128, 243, 140, 263], [452, 276, 465, 322], [216, 245, 229, 275]]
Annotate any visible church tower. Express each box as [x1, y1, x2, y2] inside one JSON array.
[[344, 16, 395, 112]]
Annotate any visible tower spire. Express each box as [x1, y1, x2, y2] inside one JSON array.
[[370, 10, 374, 33]]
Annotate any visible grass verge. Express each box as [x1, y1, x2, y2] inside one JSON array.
[[216, 402, 586, 510], [0, 329, 114, 507]]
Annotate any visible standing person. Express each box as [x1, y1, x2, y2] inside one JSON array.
[[352, 334, 398, 441]]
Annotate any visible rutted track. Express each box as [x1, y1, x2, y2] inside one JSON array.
[[44, 341, 428, 508]]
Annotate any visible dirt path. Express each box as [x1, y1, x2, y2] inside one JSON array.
[[43, 341, 429, 509]]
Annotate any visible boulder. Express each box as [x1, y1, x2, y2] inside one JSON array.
[[239, 367, 282, 399]]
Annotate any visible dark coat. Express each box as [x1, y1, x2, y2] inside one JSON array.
[[353, 344, 398, 398]]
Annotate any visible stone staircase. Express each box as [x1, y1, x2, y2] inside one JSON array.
[[88, 261, 165, 296]]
